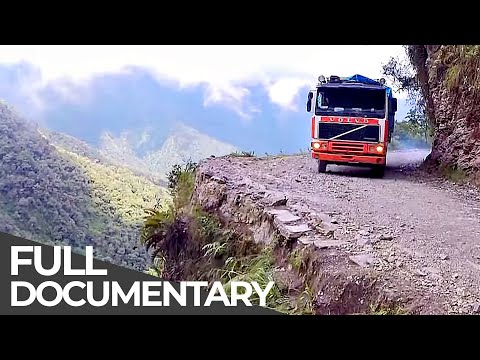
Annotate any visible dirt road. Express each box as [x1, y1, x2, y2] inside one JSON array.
[[201, 150, 480, 313]]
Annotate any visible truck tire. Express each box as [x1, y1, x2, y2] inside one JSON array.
[[372, 165, 386, 178], [317, 160, 327, 173]]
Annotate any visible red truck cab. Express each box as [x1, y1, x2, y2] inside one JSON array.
[[307, 75, 397, 177]]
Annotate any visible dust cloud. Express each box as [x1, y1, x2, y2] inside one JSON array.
[[386, 148, 431, 168]]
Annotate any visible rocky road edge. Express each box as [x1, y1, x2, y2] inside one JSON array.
[[193, 157, 449, 315]]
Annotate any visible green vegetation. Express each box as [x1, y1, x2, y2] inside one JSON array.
[[219, 248, 289, 310], [369, 304, 408, 315], [140, 161, 197, 264], [43, 123, 238, 186], [382, 49, 432, 140], [0, 102, 169, 270], [439, 164, 469, 183], [140, 160, 315, 314], [59, 148, 169, 223], [230, 150, 255, 157], [43, 129, 167, 186], [288, 247, 306, 271], [39, 129, 107, 164], [142, 123, 238, 178], [438, 45, 480, 91], [390, 108, 432, 150]]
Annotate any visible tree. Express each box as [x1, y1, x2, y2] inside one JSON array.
[[382, 49, 432, 139], [382, 51, 426, 117]]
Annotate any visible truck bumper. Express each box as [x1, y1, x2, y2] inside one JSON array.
[[311, 151, 386, 165]]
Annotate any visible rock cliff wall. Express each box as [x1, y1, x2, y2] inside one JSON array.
[[408, 45, 480, 181]]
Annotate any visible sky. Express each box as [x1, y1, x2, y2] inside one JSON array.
[[0, 45, 407, 117]]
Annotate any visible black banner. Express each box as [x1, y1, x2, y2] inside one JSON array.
[[0, 232, 279, 315]]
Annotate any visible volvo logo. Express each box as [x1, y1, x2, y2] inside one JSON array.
[[328, 117, 369, 124]]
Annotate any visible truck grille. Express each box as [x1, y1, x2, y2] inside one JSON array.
[[330, 142, 365, 154], [318, 123, 379, 142]]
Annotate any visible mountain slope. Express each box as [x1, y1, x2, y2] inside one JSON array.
[[144, 123, 239, 176], [94, 122, 239, 179], [42, 128, 167, 186], [0, 101, 169, 270]]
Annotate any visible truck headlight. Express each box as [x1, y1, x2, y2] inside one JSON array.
[[312, 141, 327, 150], [368, 144, 385, 154]]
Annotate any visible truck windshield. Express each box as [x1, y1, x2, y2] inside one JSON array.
[[315, 87, 386, 118]]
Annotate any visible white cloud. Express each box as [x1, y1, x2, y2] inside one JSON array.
[[266, 77, 312, 111], [0, 45, 407, 115]]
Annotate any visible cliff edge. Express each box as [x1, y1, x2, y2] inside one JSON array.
[[147, 152, 480, 314]]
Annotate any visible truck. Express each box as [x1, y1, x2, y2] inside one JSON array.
[[306, 74, 398, 178]]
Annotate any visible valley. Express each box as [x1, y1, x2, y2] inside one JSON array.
[[0, 101, 238, 271]]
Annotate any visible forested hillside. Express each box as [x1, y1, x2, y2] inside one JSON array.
[[0, 101, 169, 270]]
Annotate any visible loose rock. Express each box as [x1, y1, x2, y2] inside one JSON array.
[[281, 224, 311, 239], [415, 269, 428, 277], [298, 237, 315, 245], [356, 238, 371, 246], [314, 240, 346, 249], [473, 303, 480, 314], [349, 253, 375, 268], [265, 192, 287, 206], [276, 212, 301, 223]]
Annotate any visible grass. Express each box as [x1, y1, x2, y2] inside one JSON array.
[[139, 156, 317, 314], [369, 304, 408, 315], [172, 168, 196, 211], [207, 244, 316, 314], [202, 241, 227, 258], [288, 247, 306, 271], [230, 151, 255, 157], [439, 164, 468, 183], [194, 206, 223, 238], [439, 45, 480, 91], [219, 247, 290, 311], [291, 285, 315, 315], [445, 64, 462, 90]]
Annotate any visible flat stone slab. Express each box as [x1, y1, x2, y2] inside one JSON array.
[[356, 237, 371, 246], [264, 192, 287, 206], [267, 209, 301, 223], [266, 209, 291, 216], [298, 237, 315, 245], [313, 240, 346, 249], [276, 212, 301, 223], [280, 224, 311, 239], [349, 253, 375, 268], [321, 222, 339, 236]]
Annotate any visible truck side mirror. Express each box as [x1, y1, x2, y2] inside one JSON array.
[[392, 98, 398, 113], [306, 91, 313, 112]]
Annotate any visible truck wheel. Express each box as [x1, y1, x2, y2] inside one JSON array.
[[372, 165, 386, 178], [317, 160, 327, 173]]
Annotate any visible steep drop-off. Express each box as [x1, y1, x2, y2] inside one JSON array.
[[144, 152, 480, 314], [99, 123, 239, 180], [0, 101, 169, 271], [408, 45, 480, 181]]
